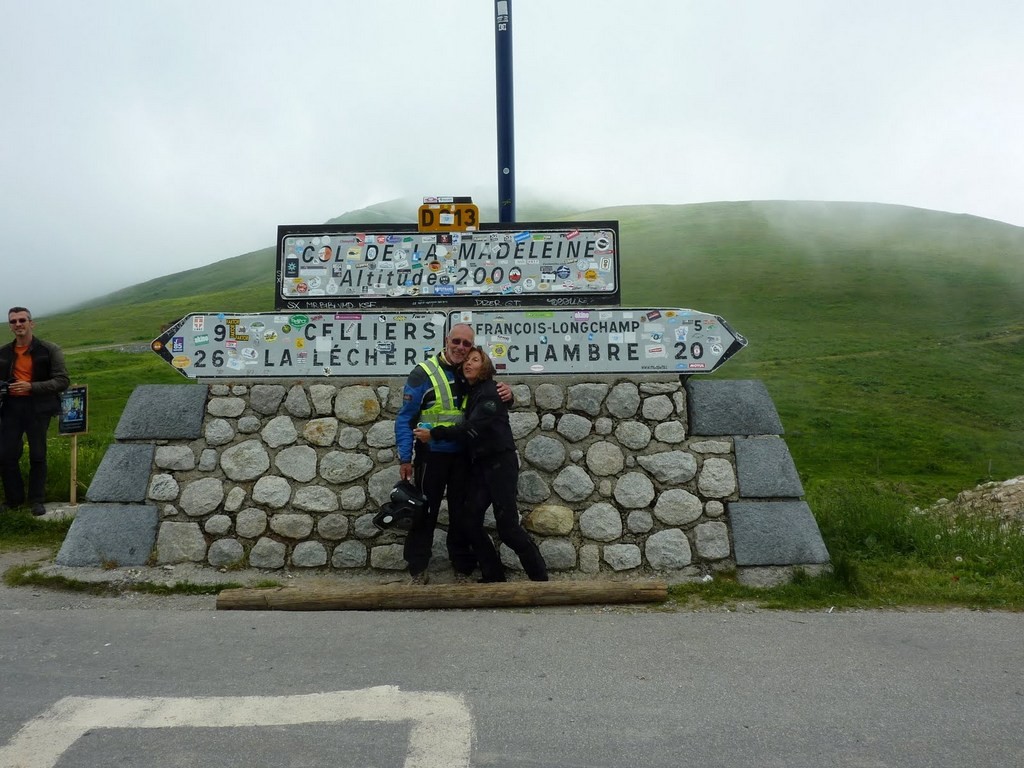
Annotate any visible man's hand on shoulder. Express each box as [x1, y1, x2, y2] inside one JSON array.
[[495, 381, 513, 404]]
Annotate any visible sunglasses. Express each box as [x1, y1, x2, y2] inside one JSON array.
[[9, 319, 29, 325], [448, 338, 473, 348]]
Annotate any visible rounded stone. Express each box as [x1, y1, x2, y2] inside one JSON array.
[[204, 418, 234, 446], [607, 382, 640, 419], [335, 385, 381, 425], [524, 435, 566, 472], [275, 445, 318, 482], [579, 502, 623, 541], [567, 383, 609, 416], [148, 474, 179, 502], [534, 383, 565, 410], [627, 509, 654, 533], [602, 543, 642, 571], [204, 514, 232, 536], [220, 440, 270, 482], [338, 427, 363, 449], [292, 541, 328, 567], [517, 471, 550, 504], [252, 475, 292, 508], [293, 485, 339, 512], [284, 384, 312, 417], [261, 415, 298, 448], [653, 488, 703, 525], [645, 528, 693, 570], [613, 472, 655, 509], [332, 540, 367, 568], [538, 538, 576, 570], [654, 421, 687, 444], [321, 451, 375, 484], [526, 504, 574, 535], [236, 508, 268, 538], [642, 394, 674, 421], [697, 457, 737, 498], [207, 397, 245, 418], [615, 421, 652, 451], [269, 513, 314, 539], [366, 421, 397, 448], [179, 477, 224, 517], [304, 418, 339, 447], [553, 465, 595, 503], [509, 411, 540, 439], [318, 513, 350, 540], [156, 522, 206, 564], [556, 413, 593, 443], [155, 446, 195, 471], [637, 451, 698, 484], [249, 384, 287, 415], [208, 538, 245, 568], [249, 537, 286, 569], [586, 441, 625, 476], [340, 485, 367, 511], [696, 521, 731, 560]]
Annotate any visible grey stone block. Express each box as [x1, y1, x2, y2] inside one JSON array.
[[685, 379, 784, 436], [730, 501, 830, 565], [55, 504, 159, 567], [86, 443, 155, 502], [115, 384, 209, 440], [735, 436, 804, 498]]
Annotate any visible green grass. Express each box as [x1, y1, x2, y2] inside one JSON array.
[[11, 199, 1024, 607]]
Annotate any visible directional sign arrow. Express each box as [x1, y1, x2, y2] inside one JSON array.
[[454, 307, 746, 376], [151, 308, 746, 379]]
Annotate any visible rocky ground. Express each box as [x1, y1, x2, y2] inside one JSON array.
[[920, 476, 1024, 528]]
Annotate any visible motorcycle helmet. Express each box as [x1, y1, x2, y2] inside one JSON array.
[[372, 480, 428, 531]]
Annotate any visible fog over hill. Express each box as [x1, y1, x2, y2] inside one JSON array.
[[49, 198, 1024, 320]]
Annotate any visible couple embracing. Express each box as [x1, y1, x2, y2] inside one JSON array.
[[394, 323, 548, 584]]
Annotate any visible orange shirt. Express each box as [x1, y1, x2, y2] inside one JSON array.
[[11, 344, 32, 396]]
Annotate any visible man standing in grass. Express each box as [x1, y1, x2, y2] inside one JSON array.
[[0, 307, 69, 516]]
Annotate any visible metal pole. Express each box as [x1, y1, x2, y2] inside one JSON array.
[[495, 0, 515, 223]]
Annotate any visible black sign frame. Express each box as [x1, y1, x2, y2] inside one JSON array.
[[275, 221, 621, 311]]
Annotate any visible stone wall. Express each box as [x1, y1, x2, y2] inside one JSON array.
[[57, 378, 830, 586]]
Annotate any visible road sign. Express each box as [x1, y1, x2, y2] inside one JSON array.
[[151, 311, 446, 379], [418, 201, 480, 232], [275, 221, 621, 311], [151, 309, 746, 378], [454, 307, 747, 375]]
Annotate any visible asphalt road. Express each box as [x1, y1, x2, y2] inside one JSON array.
[[1, 572, 1022, 768]]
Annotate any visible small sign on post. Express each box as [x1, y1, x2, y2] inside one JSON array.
[[59, 385, 88, 506], [418, 196, 480, 233]]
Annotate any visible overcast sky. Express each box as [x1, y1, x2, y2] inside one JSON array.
[[2, 0, 1022, 317]]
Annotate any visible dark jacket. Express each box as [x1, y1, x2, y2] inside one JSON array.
[[430, 379, 515, 461], [0, 337, 70, 415]]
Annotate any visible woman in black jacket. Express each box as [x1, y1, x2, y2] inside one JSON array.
[[414, 346, 548, 582]]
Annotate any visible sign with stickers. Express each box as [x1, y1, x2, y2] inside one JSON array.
[[275, 221, 620, 311], [418, 196, 480, 233], [151, 312, 446, 379], [152, 309, 746, 378], [457, 308, 747, 375]]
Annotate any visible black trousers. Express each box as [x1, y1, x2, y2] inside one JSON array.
[[404, 449, 478, 576], [0, 397, 53, 506], [464, 451, 548, 582]]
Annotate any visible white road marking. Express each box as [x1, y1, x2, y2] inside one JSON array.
[[0, 686, 473, 768]]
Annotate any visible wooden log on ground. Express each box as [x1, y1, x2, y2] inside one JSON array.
[[216, 579, 668, 611]]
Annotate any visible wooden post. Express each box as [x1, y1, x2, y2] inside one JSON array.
[[217, 579, 668, 611], [69, 434, 79, 506]]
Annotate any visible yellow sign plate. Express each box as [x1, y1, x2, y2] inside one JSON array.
[[418, 202, 480, 232]]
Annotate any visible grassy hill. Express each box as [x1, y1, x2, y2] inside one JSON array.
[[32, 200, 1024, 504]]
